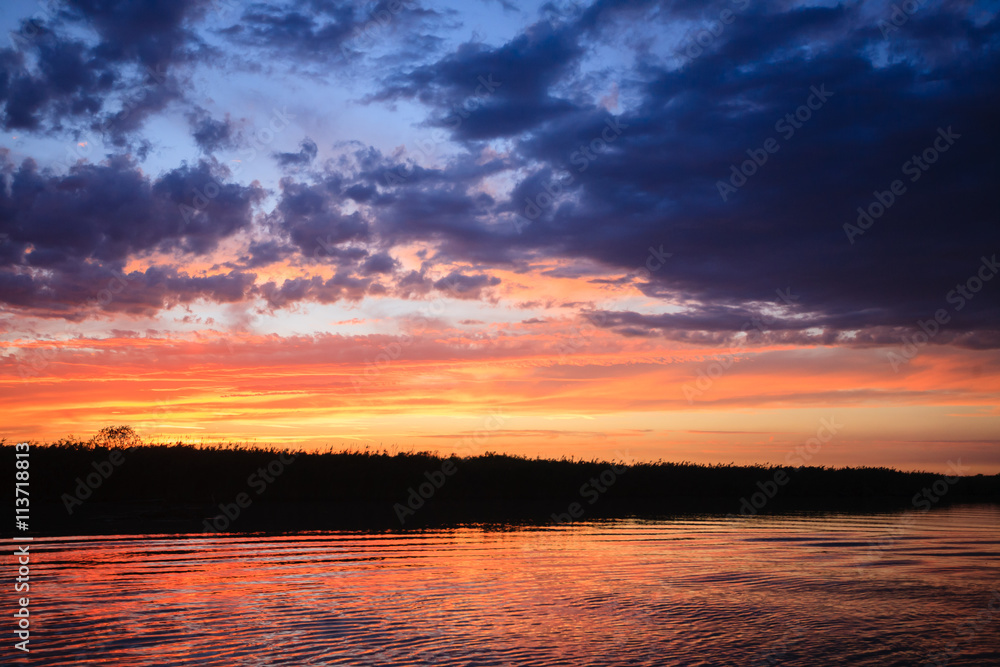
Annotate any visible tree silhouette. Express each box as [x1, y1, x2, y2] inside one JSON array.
[[89, 425, 142, 450]]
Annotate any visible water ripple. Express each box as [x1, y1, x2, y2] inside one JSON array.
[[19, 505, 1000, 666]]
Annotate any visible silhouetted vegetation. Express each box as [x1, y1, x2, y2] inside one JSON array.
[[6, 432, 999, 535]]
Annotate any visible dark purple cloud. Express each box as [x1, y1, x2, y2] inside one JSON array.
[[0, 154, 262, 317], [272, 178, 370, 259], [360, 252, 398, 275], [348, 0, 1000, 337], [220, 0, 446, 64], [257, 272, 373, 309], [188, 107, 239, 153], [1, 0, 997, 346], [368, 19, 583, 141], [433, 271, 501, 300], [1, 0, 211, 139], [273, 138, 318, 167]]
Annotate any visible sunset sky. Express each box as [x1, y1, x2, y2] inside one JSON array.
[[1, 0, 998, 472]]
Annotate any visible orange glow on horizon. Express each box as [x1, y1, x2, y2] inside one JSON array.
[[3, 322, 998, 474]]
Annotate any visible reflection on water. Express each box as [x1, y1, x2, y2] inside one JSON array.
[[21, 505, 1000, 666]]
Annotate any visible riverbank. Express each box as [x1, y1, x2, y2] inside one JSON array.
[[8, 442, 999, 536]]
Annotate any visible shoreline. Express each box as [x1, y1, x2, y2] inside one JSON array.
[[8, 443, 999, 537], [18, 497, 1000, 538]]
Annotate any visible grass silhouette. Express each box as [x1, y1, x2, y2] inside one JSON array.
[[7, 431, 999, 535]]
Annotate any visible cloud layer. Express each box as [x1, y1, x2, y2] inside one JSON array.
[[1, 0, 998, 463]]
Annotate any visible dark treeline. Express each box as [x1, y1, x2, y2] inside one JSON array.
[[7, 437, 1000, 535]]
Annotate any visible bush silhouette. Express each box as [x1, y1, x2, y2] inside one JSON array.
[[89, 425, 142, 450]]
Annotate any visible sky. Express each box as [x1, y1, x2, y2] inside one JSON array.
[[0, 0, 998, 472]]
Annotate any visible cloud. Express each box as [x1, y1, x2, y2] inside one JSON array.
[[62, 0, 212, 68], [257, 272, 373, 309], [1, 0, 211, 139], [360, 252, 398, 275], [355, 0, 1000, 337], [0, 154, 262, 317], [220, 2, 359, 59], [242, 239, 296, 268], [588, 309, 1000, 351], [368, 19, 584, 141], [0, 28, 108, 132], [188, 107, 239, 153], [0, 262, 257, 320], [220, 0, 445, 64], [273, 137, 318, 167], [2, 0, 998, 344], [433, 271, 501, 300], [272, 177, 370, 260]]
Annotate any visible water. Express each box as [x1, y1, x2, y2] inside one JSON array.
[[18, 505, 1000, 666]]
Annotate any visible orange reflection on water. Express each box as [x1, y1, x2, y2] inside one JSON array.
[[16, 506, 1000, 665]]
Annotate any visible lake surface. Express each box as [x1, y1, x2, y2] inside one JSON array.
[[19, 505, 1000, 666]]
